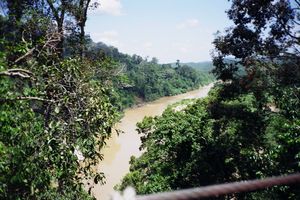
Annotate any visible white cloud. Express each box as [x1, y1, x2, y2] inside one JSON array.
[[143, 42, 153, 49], [179, 47, 188, 53], [101, 30, 119, 38], [172, 42, 191, 54], [92, 0, 123, 16], [176, 18, 199, 29], [91, 30, 121, 46]]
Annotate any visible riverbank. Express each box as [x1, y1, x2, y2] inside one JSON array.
[[91, 83, 215, 200], [126, 83, 214, 110]]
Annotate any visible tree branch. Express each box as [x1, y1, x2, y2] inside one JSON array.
[[114, 64, 126, 76], [0, 96, 55, 103], [46, 0, 60, 23], [0, 69, 33, 79], [278, 19, 300, 42], [14, 48, 35, 64], [13, 31, 61, 63], [295, 0, 300, 8]]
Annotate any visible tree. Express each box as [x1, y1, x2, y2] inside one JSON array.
[[212, 2, 300, 196], [212, 0, 299, 107], [46, 0, 68, 56], [68, 0, 99, 57], [0, 0, 119, 199], [118, 1, 300, 199]]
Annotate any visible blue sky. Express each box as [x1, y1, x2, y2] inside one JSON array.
[[86, 0, 232, 63]]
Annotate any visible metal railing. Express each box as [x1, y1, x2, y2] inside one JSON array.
[[135, 173, 300, 200]]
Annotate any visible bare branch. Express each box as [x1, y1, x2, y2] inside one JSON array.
[[278, 19, 300, 42], [295, 0, 300, 8], [0, 96, 55, 103], [46, 0, 60, 23], [14, 48, 35, 64], [13, 31, 62, 63], [39, 31, 62, 55], [0, 68, 33, 79], [292, 19, 300, 26], [114, 64, 126, 76], [0, 71, 30, 78], [8, 68, 33, 74]]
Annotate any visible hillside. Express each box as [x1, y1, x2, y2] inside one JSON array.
[[1, 0, 299, 199], [83, 41, 215, 110], [170, 61, 214, 72]]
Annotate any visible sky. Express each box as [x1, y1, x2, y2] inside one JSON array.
[[86, 0, 232, 64]]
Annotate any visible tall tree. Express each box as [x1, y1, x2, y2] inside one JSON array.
[[74, 0, 93, 57], [46, 0, 67, 57], [212, 1, 300, 197], [0, 0, 120, 199], [212, 0, 299, 104]]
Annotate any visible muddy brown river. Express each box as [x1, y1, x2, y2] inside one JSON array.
[[91, 83, 214, 200]]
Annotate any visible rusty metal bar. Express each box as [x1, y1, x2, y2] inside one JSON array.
[[136, 173, 300, 200]]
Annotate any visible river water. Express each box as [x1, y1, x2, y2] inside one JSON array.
[[91, 83, 214, 200]]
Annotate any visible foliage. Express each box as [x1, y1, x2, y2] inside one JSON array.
[[0, 56, 119, 199], [170, 61, 214, 72], [0, 0, 213, 198], [118, 0, 300, 199], [0, 1, 119, 199], [84, 41, 215, 109], [117, 87, 300, 199]]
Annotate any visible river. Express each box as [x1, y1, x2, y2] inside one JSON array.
[[91, 83, 214, 200]]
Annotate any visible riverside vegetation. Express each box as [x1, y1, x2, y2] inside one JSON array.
[[84, 41, 214, 110], [117, 0, 300, 199], [0, 0, 212, 199], [0, 0, 299, 200]]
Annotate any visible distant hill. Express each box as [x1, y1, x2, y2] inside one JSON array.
[[170, 61, 214, 72], [79, 40, 215, 109], [84, 40, 215, 73]]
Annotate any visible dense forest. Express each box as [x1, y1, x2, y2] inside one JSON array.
[[0, 0, 213, 199], [0, 0, 299, 200], [83, 41, 214, 109], [117, 0, 300, 199], [0, 1, 119, 199], [170, 61, 214, 72]]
